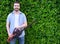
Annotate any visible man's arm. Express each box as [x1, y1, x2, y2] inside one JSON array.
[[16, 21, 27, 29], [16, 14, 27, 29], [19, 22, 27, 28], [6, 14, 12, 37], [6, 22, 11, 36]]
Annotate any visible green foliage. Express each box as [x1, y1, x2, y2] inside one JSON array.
[[0, 0, 60, 44]]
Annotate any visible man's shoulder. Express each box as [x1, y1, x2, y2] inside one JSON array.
[[8, 12, 13, 17], [20, 12, 26, 16]]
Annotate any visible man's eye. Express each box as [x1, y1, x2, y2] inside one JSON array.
[[15, 5, 19, 6], [15, 5, 17, 6]]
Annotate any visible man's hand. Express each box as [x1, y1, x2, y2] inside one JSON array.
[[8, 33, 12, 37], [15, 26, 20, 29], [7, 33, 13, 42], [7, 33, 14, 42]]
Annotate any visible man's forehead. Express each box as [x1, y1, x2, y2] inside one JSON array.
[[14, 3, 20, 5]]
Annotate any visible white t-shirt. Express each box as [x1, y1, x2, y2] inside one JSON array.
[[14, 14, 19, 28]]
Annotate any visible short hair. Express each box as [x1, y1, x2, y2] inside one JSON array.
[[14, 1, 20, 4]]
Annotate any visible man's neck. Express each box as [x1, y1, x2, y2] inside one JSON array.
[[14, 10, 20, 14]]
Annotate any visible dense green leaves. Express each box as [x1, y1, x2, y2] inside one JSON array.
[[0, 0, 60, 44]]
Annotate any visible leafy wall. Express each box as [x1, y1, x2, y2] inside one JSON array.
[[0, 0, 60, 44]]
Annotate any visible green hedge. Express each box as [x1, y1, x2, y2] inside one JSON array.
[[0, 0, 60, 44]]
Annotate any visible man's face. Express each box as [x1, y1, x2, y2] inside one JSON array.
[[14, 3, 20, 11]]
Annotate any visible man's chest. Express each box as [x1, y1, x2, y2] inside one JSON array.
[[10, 14, 24, 25]]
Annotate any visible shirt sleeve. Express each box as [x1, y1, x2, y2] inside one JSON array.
[[23, 13, 27, 23], [6, 14, 10, 23]]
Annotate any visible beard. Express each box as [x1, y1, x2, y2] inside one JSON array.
[[14, 8, 19, 12]]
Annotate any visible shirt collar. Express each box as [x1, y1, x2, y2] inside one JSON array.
[[12, 10, 22, 14]]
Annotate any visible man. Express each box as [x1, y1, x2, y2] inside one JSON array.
[[6, 1, 27, 44]]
